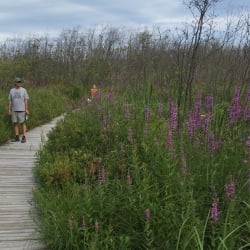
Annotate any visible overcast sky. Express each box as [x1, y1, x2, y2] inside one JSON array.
[[0, 0, 249, 41]]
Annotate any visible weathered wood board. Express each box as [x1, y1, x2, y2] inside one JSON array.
[[0, 117, 62, 250]]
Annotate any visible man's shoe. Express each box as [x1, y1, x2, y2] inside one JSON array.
[[11, 136, 19, 142], [21, 136, 26, 143]]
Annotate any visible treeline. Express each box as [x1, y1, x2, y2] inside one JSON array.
[[0, 0, 249, 108]]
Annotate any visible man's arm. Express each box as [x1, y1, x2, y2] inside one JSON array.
[[25, 99, 29, 115], [8, 100, 12, 116]]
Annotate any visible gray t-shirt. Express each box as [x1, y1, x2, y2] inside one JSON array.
[[8, 87, 29, 111]]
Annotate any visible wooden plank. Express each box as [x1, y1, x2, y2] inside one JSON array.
[[0, 240, 48, 250], [0, 116, 62, 250]]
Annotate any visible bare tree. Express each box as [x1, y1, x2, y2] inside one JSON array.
[[183, 0, 221, 108]]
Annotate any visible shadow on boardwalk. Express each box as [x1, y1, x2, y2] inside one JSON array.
[[0, 116, 62, 250]]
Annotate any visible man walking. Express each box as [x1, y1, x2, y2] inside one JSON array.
[[8, 77, 29, 143]]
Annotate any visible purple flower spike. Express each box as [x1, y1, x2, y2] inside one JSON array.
[[145, 208, 151, 221], [224, 180, 236, 199], [228, 87, 241, 124], [205, 95, 214, 114], [211, 201, 219, 222], [170, 102, 178, 130]]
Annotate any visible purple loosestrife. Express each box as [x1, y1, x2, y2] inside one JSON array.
[[169, 102, 178, 130], [224, 180, 236, 200], [202, 117, 209, 141], [211, 201, 219, 222], [228, 87, 241, 124], [204, 95, 214, 123], [210, 186, 219, 222], [186, 115, 196, 137], [205, 95, 214, 115], [145, 208, 151, 221], [185, 94, 204, 137]]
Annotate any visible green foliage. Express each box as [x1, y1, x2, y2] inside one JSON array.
[[0, 85, 15, 143], [34, 86, 250, 249], [27, 87, 65, 126]]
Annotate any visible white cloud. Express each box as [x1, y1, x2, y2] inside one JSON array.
[[0, 0, 248, 41]]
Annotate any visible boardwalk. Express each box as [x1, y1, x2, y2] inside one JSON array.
[[0, 117, 62, 250]]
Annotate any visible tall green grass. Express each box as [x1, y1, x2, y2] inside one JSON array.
[[34, 85, 250, 249]]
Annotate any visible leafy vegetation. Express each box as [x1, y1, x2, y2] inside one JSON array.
[[0, 0, 249, 248], [33, 86, 250, 249]]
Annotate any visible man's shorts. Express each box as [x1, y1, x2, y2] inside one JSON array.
[[11, 111, 26, 123]]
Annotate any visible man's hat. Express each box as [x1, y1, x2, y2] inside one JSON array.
[[14, 77, 22, 83]]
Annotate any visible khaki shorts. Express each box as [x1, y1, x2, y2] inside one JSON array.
[[12, 111, 26, 123]]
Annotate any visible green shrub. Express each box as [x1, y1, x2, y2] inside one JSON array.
[[34, 86, 250, 249]]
